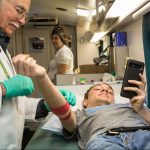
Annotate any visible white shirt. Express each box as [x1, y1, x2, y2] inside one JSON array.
[[48, 45, 74, 80], [0, 47, 40, 149]]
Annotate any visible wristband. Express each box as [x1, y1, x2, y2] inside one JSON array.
[[59, 110, 71, 121], [51, 102, 70, 115]]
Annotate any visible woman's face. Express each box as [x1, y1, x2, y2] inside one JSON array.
[[51, 34, 63, 50]]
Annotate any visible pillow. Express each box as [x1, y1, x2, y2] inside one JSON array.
[[71, 94, 84, 111], [42, 113, 63, 135], [73, 91, 130, 107]]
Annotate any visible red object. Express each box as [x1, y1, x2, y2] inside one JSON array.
[[60, 111, 71, 121], [51, 102, 70, 115]]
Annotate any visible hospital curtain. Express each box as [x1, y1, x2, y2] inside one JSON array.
[[142, 11, 150, 108]]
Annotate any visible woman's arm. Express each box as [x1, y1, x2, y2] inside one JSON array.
[[12, 54, 77, 132], [57, 63, 68, 74]]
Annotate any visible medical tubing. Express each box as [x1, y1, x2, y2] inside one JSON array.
[[3, 74, 34, 99]]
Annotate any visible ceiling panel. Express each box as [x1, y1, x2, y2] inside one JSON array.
[[28, 0, 96, 26], [29, 0, 78, 25]]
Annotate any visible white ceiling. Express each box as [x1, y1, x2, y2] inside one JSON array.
[[29, 0, 96, 26]]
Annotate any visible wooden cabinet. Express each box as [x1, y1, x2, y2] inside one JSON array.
[[79, 64, 108, 74]]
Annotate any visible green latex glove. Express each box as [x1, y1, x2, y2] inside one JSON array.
[[3, 74, 34, 99], [44, 89, 76, 112], [59, 89, 76, 106]]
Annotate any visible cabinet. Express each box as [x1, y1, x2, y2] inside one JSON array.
[[79, 64, 108, 74]]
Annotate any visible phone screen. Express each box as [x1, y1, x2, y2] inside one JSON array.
[[120, 59, 144, 99]]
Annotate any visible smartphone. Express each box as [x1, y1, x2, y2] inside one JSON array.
[[120, 59, 144, 99]]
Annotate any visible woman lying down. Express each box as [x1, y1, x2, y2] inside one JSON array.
[[13, 54, 150, 150]]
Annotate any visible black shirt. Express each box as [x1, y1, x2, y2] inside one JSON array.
[[0, 30, 10, 52]]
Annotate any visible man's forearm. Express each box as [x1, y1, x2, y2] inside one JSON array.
[[137, 107, 150, 124], [35, 74, 76, 132], [12, 54, 76, 132], [36, 74, 66, 107]]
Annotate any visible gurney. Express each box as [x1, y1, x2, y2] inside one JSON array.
[[25, 82, 129, 149]]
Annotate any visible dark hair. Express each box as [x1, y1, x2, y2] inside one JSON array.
[[84, 83, 114, 99], [51, 26, 68, 45]]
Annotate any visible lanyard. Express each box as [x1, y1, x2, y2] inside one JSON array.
[[0, 59, 10, 79], [0, 47, 15, 79], [6, 50, 15, 76]]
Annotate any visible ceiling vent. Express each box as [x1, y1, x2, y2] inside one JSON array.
[[28, 17, 59, 26]]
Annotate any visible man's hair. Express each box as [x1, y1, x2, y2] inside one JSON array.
[[84, 83, 114, 99], [51, 26, 68, 45]]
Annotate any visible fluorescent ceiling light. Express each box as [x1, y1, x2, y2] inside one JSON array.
[[77, 9, 90, 17], [106, 0, 148, 19], [90, 32, 107, 43]]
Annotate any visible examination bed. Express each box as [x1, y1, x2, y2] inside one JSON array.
[[25, 82, 129, 150]]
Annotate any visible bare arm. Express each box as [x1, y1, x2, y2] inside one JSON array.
[[135, 106, 150, 124], [124, 73, 150, 124], [57, 63, 68, 74], [12, 54, 76, 132], [36, 74, 76, 132]]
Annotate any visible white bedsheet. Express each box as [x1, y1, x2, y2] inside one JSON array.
[[56, 81, 129, 105]]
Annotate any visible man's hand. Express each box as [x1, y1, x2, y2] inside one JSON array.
[[12, 54, 46, 78], [59, 89, 76, 106], [124, 73, 150, 124], [2, 74, 34, 99], [123, 73, 146, 112]]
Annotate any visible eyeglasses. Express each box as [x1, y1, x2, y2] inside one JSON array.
[[8, 0, 29, 21], [15, 6, 29, 21]]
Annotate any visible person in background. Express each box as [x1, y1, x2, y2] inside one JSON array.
[[48, 26, 74, 82], [0, 0, 76, 149], [15, 53, 150, 150]]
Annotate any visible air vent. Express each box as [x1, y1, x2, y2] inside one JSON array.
[[28, 17, 59, 26]]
